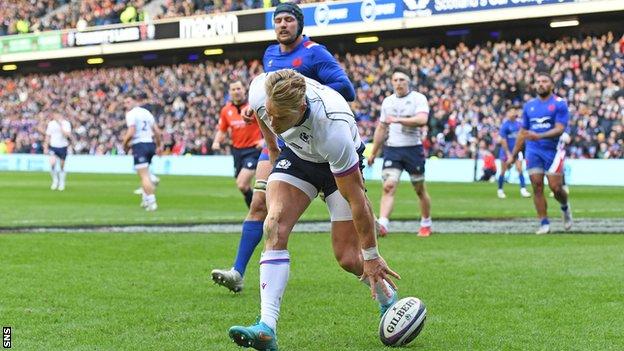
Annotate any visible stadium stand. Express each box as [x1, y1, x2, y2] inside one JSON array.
[[0, 34, 622, 159], [0, 0, 326, 36]]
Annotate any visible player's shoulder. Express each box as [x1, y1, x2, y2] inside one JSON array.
[[408, 90, 428, 102], [553, 95, 568, 106], [264, 44, 279, 57], [302, 39, 330, 56]]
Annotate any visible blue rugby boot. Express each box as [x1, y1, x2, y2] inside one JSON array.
[[229, 318, 278, 351]]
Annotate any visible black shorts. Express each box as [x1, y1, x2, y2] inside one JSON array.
[[132, 142, 156, 169], [271, 145, 365, 198], [49, 146, 67, 160], [232, 147, 261, 177], [382, 145, 426, 175]]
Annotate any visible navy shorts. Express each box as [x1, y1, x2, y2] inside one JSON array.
[[232, 147, 261, 177], [382, 145, 426, 175], [132, 142, 156, 169], [49, 146, 67, 160], [525, 148, 565, 175], [271, 145, 365, 198]]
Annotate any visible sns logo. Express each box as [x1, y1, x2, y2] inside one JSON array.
[[276, 159, 291, 170]]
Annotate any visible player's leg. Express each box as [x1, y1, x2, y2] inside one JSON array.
[[212, 154, 270, 292], [378, 168, 400, 235], [48, 150, 59, 190], [546, 150, 572, 230], [229, 174, 311, 350], [57, 148, 67, 191], [529, 172, 549, 234], [134, 143, 157, 211], [516, 155, 530, 198], [236, 168, 256, 208], [497, 155, 508, 198], [412, 179, 432, 237], [236, 151, 260, 208], [326, 191, 398, 316]]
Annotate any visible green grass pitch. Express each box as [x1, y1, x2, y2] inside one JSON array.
[[0, 171, 622, 228], [1, 172, 623, 350]]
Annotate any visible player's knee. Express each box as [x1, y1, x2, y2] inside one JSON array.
[[263, 214, 288, 249], [383, 182, 396, 194], [335, 250, 361, 274], [236, 180, 250, 192], [248, 196, 267, 220]]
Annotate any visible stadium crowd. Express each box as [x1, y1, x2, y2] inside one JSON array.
[[1, 33, 623, 159], [0, 0, 321, 36]]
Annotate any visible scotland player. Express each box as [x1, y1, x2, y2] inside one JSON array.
[[508, 72, 572, 234], [211, 2, 355, 293], [497, 107, 531, 199], [367, 67, 432, 237], [122, 95, 163, 212], [44, 112, 72, 191], [228, 69, 399, 351]]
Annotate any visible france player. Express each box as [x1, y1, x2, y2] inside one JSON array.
[[44, 112, 72, 191], [497, 107, 531, 199], [211, 2, 355, 293], [367, 67, 432, 237], [122, 95, 163, 212], [228, 69, 399, 351], [508, 72, 573, 234]]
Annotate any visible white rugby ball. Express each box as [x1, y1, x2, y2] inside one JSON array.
[[379, 297, 427, 347]]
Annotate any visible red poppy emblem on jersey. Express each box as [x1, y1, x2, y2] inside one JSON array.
[[292, 57, 303, 67], [548, 104, 555, 111]]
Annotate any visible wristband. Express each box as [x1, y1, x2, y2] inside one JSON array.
[[362, 246, 380, 261]]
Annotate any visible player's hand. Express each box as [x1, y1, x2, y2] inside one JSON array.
[[506, 152, 513, 162], [525, 131, 540, 141], [255, 139, 265, 150], [367, 154, 376, 166], [361, 256, 401, 300], [155, 146, 163, 156], [242, 106, 255, 124], [211, 141, 220, 151], [43, 147, 49, 155]]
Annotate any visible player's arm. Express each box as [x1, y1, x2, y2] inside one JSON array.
[[211, 130, 226, 151], [256, 113, 280, 164], [534, 123, 565, 140], [152, 124, 163, 151], [396, 112, 428, 127], [500, 137, 510, 156], [367, 121, 387, 166], [122, 126, 135, 153], [509, 129, 527, 164], [334, 166, 400, 298], [44, 134, 50, 154], [313, 46, 356, 101]]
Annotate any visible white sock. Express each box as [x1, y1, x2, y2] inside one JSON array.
[[50, 169, 58, 183], [378, 217, 389, 228], [145, 194, 156, 204], [59, 171, 66, 186], [361, 277, 396, 306], [421, 217, 432, 227], [259, 250, 290, 331]]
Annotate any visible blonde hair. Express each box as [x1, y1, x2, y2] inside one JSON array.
[[265, 69, 306, 117]]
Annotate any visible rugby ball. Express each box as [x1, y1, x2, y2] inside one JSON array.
[[379, 297, 427, 347]]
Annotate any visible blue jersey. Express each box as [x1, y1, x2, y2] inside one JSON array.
[[521, 95, 569, 152], [263, 35, 355, 101], [499, 118, 522, 157]]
